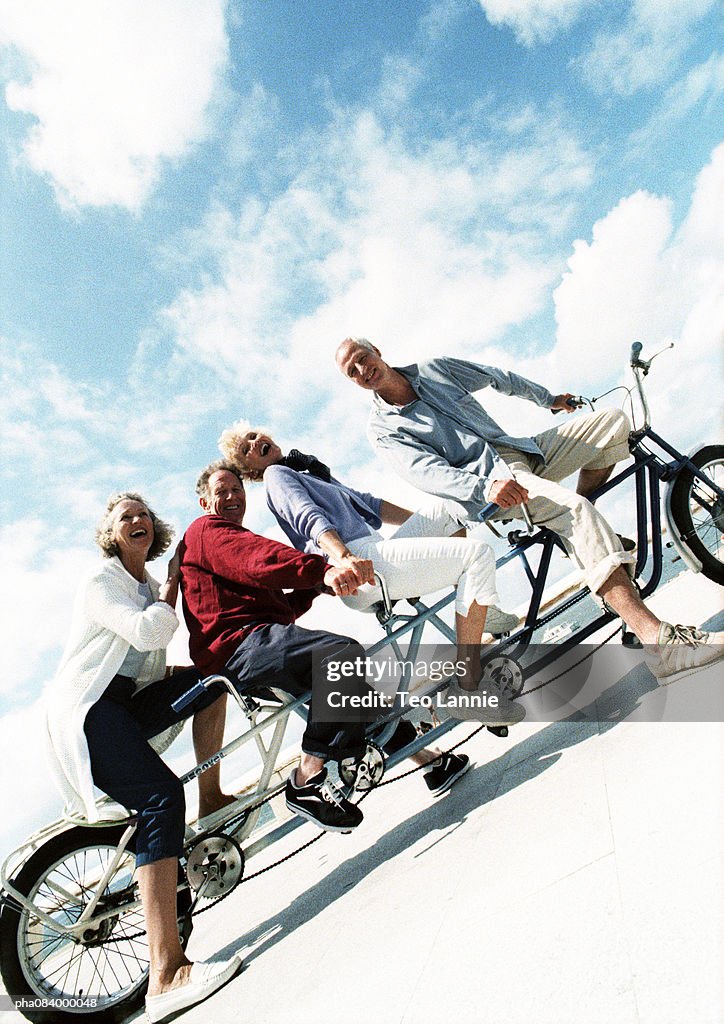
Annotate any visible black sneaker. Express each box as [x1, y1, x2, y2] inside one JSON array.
[[424, 754, 471, 796], [285, 767, 364, 832]]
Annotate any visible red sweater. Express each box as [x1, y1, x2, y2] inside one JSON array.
[[180, 515, 328, 675]]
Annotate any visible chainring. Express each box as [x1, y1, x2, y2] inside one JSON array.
[[185, 833, 245, 900], [339, 741, 385, 792], [480, 655, 524, 699]]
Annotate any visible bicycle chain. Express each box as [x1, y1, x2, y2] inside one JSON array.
[[518, 624, 622, 697], [98, 628, 622, 942]]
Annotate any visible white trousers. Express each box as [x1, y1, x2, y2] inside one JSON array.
[[343, 500, 499, 617], [493, 408, 635, 595]]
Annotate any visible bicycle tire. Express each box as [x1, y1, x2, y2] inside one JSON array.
[[669, 444, 724, 585], [0, 824, 191, 1022]]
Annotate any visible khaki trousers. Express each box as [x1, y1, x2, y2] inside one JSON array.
[[492, 408, 635, 595]]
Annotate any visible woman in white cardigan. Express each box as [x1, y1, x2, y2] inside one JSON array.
[[46, 493, 241, 1022]]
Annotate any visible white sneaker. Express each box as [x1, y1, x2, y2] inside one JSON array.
[[145, 956, 242, 1023], [647, 622, 724, 685], [485, 607, 519, 636]]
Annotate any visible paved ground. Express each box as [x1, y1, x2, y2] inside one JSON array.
[[1, 571, 722, 1024]]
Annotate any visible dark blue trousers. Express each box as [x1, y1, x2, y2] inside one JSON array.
[[83, 670, 223, 866], [225, 623, 367, 762]]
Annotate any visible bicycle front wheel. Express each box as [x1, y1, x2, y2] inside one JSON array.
[[669, 445, 724, 585], [0, 824, 191, 1022]]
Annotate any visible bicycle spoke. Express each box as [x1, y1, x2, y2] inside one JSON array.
[[29, 934, 67, 969], [16, 836, 150, 1011]]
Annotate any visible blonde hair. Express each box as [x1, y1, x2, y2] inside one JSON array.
[[95, 492, 173, 561], [217, 419, 274, 482]]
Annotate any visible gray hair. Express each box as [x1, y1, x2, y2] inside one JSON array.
[[95, 492, 173, 561], [195, 460, 245, 500], [335, 336, 378, 363]]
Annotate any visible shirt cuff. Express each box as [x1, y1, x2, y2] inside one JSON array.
[[482, 463, 515, 502]]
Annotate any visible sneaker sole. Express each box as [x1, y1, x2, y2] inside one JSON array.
[[285, 800, 361, 833], [429, 758, 472, 797], [652, 662, 722, 686]]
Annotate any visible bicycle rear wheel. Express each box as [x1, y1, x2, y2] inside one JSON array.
[[669, 445, 724, 585], [0, 824, 191, 1022]]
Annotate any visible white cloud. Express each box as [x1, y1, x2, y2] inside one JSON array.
[[475, 0, 587, 46], [0, 520, 97, 698], [577, 0, 717, 95], [0, 335, 225, 484], [630, 52, 724, 155], [552, 189, 676, 382], [158, 104, 594, 448], [661, 50, 724, 120], [0, 698, 62, 855], [0, 0, 228, 210], [523, 144, 724, 449]]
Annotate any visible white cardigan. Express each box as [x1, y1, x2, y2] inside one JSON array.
[[45, 556, 179, 823]]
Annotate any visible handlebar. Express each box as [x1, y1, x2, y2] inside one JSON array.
[[629, 340, 674, 429], [551, 395, 586, 416], [172, 674, 230, 713], [478, 500, 534, 533]]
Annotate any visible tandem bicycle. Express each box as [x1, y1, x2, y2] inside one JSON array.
[[1, 341, 721, 1021]]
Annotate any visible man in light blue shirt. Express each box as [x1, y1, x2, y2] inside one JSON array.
[[335, 337, 724, 682]]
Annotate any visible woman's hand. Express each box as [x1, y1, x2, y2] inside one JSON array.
[[167, 545, 182, 577], [159, 545, 182, 607], [317, 530, 375, 587], [323, 564, 363, 597], [338, 552, 375, 587]]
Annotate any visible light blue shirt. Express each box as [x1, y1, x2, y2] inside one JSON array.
[[264, 464, 383, 556], [367, 357, 556, 519]]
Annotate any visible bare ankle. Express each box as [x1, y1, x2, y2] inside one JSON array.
[[149, 959, 192, 996], [198, 792, 235, 817]]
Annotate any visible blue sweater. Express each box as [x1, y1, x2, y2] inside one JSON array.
[[264, 464, 383, 556]]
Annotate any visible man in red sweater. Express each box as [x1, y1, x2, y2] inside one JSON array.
[[180, 461, 368, 833]]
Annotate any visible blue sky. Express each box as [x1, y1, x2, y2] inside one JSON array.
[[1, 0, 722, 848]]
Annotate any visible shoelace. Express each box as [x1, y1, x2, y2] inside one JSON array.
[[667, 624, 705, 646], [319, 778, 346, 807]]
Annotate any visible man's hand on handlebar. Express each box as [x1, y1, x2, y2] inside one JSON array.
[[488, 478, 530, 510], [551, 392, 578, 413], [323, 564, 363, 597]]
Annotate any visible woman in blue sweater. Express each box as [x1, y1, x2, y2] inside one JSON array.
[[217, 422, 524, 732]]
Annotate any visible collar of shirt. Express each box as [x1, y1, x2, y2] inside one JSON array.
[[372, 363, 420, 411]]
